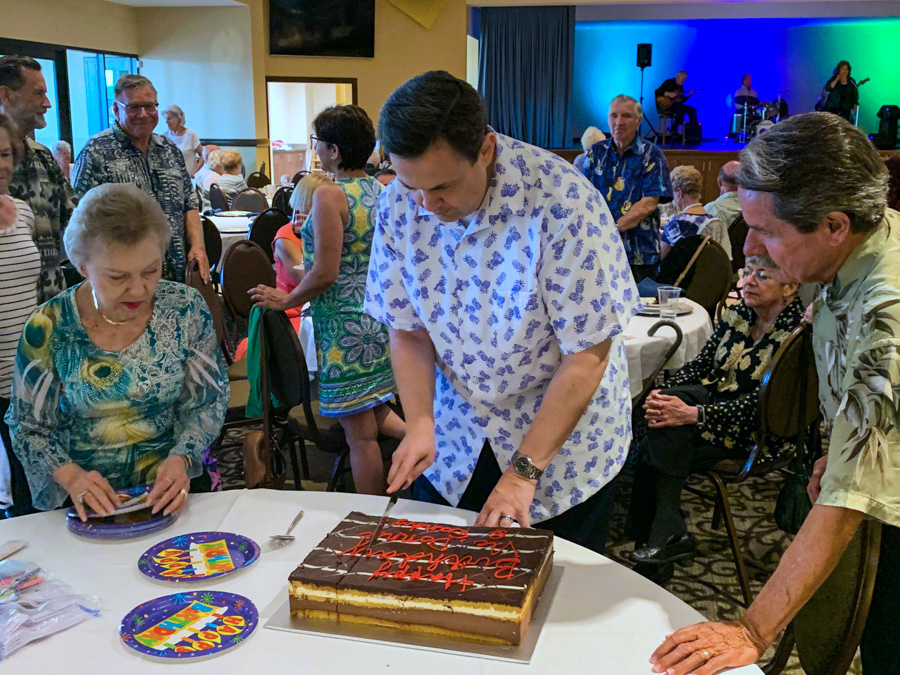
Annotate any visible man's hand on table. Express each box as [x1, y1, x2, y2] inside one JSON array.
[[387, 427, 435, 493], [649, 619, 768, 675], [474, 470, 536, 529]]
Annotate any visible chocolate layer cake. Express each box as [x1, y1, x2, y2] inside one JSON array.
[[289, 511, 554, 645]]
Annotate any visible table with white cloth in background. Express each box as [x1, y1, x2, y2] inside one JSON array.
[[624, 298, 714, 399], [0, 490, 762, 674]]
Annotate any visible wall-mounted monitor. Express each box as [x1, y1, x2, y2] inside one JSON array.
[[270, 0, 375, 58]]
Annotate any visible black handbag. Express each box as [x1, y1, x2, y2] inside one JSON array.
[[774, 329, 817, 535]]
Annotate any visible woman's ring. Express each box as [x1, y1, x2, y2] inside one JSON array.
[[499, 514, 518, 524], [701, 649, 711, 660], [77, 491, 86, 505], [179, 488, 188, 498]]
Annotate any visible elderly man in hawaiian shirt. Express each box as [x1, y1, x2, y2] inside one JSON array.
[[71, 75, 208, 283], [582, 94, 673, 282], [650, 113, 900, 675], [364, 71, 639, 553], [0, 55, 76, 303]]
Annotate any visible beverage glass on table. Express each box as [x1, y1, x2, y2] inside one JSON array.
[[657, 285, 682, 319]]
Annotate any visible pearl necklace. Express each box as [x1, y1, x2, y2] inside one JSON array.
[[91, 287, 133, 326]]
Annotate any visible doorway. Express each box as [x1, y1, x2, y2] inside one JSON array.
[[266, 77, 356, 183]]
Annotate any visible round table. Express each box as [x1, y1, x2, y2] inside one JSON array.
[[624, 298, 714, 399], [208, 214, 254, 270], [0, 490, 762, 673]]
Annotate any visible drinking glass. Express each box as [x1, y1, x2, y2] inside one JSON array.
[[657, 286, 683, 319]]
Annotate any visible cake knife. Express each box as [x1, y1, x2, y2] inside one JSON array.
[[367, 492, 399, 551]]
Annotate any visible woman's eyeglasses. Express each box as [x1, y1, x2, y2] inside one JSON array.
[[741, 267, 774, 282]]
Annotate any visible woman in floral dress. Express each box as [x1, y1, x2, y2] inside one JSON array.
[[251, 105, 404, 494]]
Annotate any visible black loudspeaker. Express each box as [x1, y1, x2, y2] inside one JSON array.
[[637, 43, 652, 68], [685, 122, 703, 145], [874, 105, 899, 149]]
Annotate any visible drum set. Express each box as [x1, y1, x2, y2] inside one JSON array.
[[729, 93, 789, 143]]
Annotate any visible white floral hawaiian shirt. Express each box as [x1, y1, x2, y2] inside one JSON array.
[[364, 133, 640, 523]]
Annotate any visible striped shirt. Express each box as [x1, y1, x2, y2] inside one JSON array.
[[0, 198, 40, 396]]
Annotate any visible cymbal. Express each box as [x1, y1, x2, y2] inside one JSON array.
[[735, 95, 760, 106]]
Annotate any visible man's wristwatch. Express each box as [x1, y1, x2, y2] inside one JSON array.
[[510, 451, 543, 480]]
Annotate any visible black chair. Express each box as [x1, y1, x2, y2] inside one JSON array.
[[681, 238, 732, 322], [209, 183, 228, 211], [272, 186, 293, 215], [291, 170, 308, 186], [729, 214, 749, 275], [201, 217, 223, 279], [249, 208, 290, 264], [221, 239, 277, 353], [686, 324, 821, 607], [231, 188, 269, 213], [246, 171, 270, 189]]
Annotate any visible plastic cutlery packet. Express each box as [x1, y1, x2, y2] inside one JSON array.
[[0, 560, 101, 661]]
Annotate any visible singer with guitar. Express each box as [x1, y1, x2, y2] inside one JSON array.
[[655, 70, 699, 134], [818, 61, 866, 123]]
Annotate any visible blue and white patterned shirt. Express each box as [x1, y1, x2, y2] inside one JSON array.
[[365, 133, 640, 523], [72, 124, 198, 282]]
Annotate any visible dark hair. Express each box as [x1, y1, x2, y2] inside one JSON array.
[[374, 168, 396, 178], [742, 73, 751, 84], [312, 105, 375, 171], [885, 155, 900, 211], [738, 112, 888, 234], [0, 55, 41, 91], [0, 112, 22, 167], [832, 60, 852, 77], [379, 70, 487, 163]]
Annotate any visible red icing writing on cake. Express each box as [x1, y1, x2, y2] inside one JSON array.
[[338, 520, 525, 592]]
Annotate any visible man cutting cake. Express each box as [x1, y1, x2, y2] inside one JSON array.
[[364, 71, 640, 553]]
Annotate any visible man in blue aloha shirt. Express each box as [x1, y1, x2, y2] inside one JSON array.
[[366, 71, 639, 554], [72, 75, 208, 283], [582, 95, 673, 282]]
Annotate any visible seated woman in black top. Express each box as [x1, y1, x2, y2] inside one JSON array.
[[627, 254, 805, 576]]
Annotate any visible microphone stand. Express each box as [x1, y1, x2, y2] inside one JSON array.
[[639, 64, 659, 143]]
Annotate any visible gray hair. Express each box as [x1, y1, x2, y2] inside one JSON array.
[[609, 94, 642, 119], [670, 164, 703, 196], [51, 140, 71, 157], [206, 149, 225, 171], [745, 254, 778, 270], [162, 104, 185, 124], [738, 112, 888, 234], [718, 163, 737, 186], [580, 126, 606, 151], [114, 74, 156, 100], [64, 183, 171, 268]]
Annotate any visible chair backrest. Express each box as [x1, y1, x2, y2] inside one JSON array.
[[185, 259, 230, 359], [221, 240, 276, 321], [758, 324, 820, 441], [729, 213, 749, 273], [291, 170, 308, 186], [249, 208, 290, 264], [201, 217, 223, 271], [231, 188, 269, 213], [209, 182, 228, 211], [793, 518, 882, 675], [246, 171, 270, 189], [272, 186, 293, 216], [683, 238, 732, 319]]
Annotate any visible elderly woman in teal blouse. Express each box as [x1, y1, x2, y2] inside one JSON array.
[[5, 183, 228, 520]]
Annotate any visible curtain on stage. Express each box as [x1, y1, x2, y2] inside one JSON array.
[[478, 6, 575, 148]]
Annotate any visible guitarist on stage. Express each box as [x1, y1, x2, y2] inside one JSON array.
[[654, 70, 698, 133]]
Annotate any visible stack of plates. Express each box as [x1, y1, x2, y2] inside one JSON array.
[[66, 486, 178, 540]]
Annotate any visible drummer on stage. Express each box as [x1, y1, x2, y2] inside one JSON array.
[[734, 74, 758, 106], [365, 71, 640, 554]]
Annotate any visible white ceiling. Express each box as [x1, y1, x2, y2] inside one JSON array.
[[107, 0, 241, 7]]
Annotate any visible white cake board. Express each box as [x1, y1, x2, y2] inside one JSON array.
[[263, 566, 564, 664]]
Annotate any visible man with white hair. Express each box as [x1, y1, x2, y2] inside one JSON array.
[[51, 140, 72, 181], [573, 126, 605, 173], [72, 75, 209, 283], [582, 94, 673, 281]]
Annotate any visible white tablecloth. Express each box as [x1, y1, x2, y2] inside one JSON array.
[[624, 298, 714, 399], [0, 490, 761, 674], [208, 214, 254, 270]]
